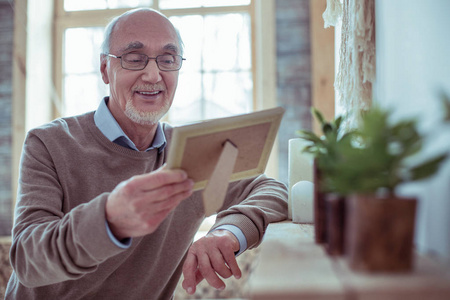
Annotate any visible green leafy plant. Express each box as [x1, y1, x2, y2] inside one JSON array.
[[296, 108, 343, 156], [323, 105, 448, 196], [296, 108, 355, 193], [297, 103, 449, 197]]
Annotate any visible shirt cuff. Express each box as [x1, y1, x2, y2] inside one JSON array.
[[213, 225, 248, 256], [105, 221, 132, 249]]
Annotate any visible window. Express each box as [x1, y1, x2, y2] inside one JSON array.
[[168, 13, 252, 124], [56, 0, 254, 125], [64, 0, 153, 11], [63, 27, 107, 116]]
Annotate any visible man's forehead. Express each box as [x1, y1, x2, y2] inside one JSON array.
[[116, 10, 176, 36], [112, 12, 180, 54]]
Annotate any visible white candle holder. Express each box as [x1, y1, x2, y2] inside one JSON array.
[[288, 138, 313, 219], [291, 180, 314, 223]]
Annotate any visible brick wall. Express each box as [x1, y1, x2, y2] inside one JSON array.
[[276, 0, 312, 184], [0, 0, 13, 236]]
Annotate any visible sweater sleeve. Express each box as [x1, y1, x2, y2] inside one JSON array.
[[210, 175, 288, 250], [10, 132, 126, 288]]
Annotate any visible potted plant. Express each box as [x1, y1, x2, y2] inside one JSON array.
[[326, 104, 448, 272], [297, 108, 355, 251]]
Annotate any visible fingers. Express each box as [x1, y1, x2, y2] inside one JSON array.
[[105, 167, 194, 239], [182, 231, 243, 294], [197, 250, 226, 290], [113, 175, 193, 219], [207, 230, 242, 280], [182, 250, 226, 294], [182, 250, 201, 295], [146, 177, 194, 204], [129, 178, 193, 216], [221, 246, 242, 280], [128, 167, 189, 193], [118, 168, 194, 214]]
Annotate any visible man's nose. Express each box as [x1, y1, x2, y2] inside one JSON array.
[[140, 59, 162, 83]]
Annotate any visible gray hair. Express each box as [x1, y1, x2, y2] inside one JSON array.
[[100, 8, 184, 56]]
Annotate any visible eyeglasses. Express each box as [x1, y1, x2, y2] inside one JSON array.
[[107, 53, 185, 71]]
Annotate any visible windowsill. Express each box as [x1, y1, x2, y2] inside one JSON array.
[[248, 221, 450, 299]]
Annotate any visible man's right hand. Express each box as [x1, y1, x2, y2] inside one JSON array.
[[105, 165, 194, 240]]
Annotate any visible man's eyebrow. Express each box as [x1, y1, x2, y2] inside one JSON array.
[[163, 43, 179, 54], [120, 41, 144, 52]]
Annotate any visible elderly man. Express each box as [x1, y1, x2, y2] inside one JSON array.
[[6, 8, 287, 300]]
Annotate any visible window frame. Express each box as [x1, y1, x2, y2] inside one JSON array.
[[53, 1, 262, 120]]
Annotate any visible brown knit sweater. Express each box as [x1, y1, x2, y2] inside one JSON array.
[[5, 112, 288, 300]]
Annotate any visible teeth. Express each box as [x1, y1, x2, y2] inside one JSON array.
[[139, 91, 159, 95]]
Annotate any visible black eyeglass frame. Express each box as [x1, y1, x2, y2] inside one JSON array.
[[106, 53, 186, 71]]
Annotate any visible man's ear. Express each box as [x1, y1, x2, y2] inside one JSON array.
[[100, 54, 110, 84]]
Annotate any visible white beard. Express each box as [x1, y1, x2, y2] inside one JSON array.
[[124, 98, 170, 125]]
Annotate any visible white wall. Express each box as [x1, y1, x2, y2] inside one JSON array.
[[375, 0, 450, 261]]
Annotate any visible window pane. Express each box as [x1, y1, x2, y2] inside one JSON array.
[[64, 74, 108, 116], [203, 14, 251, 71], [160, 0, 250, 9], [64, 27, 103, 74], [168, 13, 253, 124], [170, 15, 203, 72], [64, 0, 152, 11], [63, 27, 107, 117], [203, 71, 252, 119], [169, 72, 203, 125]]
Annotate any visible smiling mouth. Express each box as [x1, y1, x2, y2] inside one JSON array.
[[136, 91, 161, 96]]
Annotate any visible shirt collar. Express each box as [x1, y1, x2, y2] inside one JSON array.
[[94, 97, 166, 152]]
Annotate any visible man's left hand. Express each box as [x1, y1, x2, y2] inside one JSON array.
[[182, 229, 242, 295]]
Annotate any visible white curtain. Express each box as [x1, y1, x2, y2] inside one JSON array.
[[323, 0, 375, 127]]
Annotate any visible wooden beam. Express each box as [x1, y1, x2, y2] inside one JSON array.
[[253, 0, 278, 180], [12, 0, 28, 211], [310, 0, 335, 134]]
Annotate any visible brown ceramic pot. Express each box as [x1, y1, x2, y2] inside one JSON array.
[[325, 194, 346, 256], [345, 194, 417, 272], [313, 159, 327, 244]]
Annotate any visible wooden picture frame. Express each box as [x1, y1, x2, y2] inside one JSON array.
[[167, 107, 285, 191]]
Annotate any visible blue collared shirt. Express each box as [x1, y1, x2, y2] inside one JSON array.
[[94, 98, 247, 255], [94, 97, 166, 152]]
